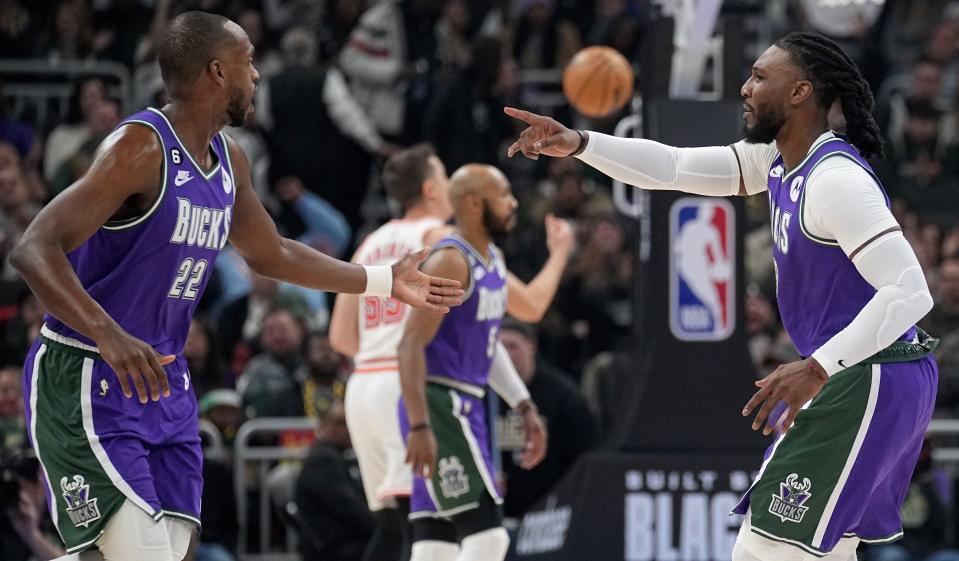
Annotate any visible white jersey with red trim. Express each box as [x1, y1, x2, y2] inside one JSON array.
[[352, 217, 445, 371]]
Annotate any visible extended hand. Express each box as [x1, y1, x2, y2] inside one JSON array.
[[505, 107, 581, 159], [742, 358, 828, 435], [520, 408, 548, 469], [405, 429, 438, 478], [96, 325, 173, 403], [391, 248, 464, 312], [545, 213, 575, 258]]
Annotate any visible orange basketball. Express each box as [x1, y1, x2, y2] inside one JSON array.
[[562, 46, 634, 118]]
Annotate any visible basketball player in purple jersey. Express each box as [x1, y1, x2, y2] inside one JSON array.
[[9, 11, 461, 561], [399, 164, 547, 561], [506, 32, 937, 561]]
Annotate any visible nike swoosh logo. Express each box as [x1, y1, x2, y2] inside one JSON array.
[[174, 174, 194, 186], [838, 359, 848, 368]]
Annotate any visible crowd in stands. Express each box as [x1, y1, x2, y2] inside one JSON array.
[[0, 0, 958, 560]]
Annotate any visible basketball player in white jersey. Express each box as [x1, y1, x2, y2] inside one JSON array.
[[330, 144, 573, 561]]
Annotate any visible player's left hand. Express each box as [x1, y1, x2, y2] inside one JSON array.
[[742, 358, 828, 436], [519, 407, 548, 469], [391, 248, 464, 313]]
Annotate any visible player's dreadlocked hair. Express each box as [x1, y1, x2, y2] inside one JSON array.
[[775, 32, 885, 159]]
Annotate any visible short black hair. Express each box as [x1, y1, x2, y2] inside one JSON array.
[[158, 11, 237, 89], [775, 32, 885, 159], [382, 143, 437, 211]]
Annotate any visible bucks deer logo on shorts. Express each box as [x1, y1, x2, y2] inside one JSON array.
[[60, 475, 101, 528], [438, 456, 470, 499], [768, 473, 812, 524]]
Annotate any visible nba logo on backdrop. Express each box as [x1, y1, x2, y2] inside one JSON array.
[[669, 197, 735, 341]]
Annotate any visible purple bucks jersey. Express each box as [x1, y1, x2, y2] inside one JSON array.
[[425, 235, 508, 387], [768, 135, 915, 357], [44, 107, 235, 356]]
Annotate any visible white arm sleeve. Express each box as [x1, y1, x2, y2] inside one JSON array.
[[487, 342, 530, 409], [576, 133, 777, 196], [806, 160, 933, 375]]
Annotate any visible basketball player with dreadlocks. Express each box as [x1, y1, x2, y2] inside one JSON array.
[[506, 32, 937, 561]]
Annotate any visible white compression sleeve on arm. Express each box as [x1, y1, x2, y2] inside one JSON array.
[[487, 341, 530, 409], [803, 158, 933, 376], [576, 132, 742, 196], [811, 233, 933, 376]]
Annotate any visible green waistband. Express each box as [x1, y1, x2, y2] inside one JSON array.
[[864, 327, 938, 364]]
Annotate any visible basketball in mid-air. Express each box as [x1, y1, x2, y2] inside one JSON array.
[[562, 46, 634, 118]]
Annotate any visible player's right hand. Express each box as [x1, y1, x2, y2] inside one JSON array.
[[405, 428, 438, 479], [96, 326, 173, 404], [504, 107, 581, 159], [545, 214, 575, 258]]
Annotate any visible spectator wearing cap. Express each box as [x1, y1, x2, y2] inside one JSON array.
[[495, 319, 598, 518], [199, 389, 244, 449]]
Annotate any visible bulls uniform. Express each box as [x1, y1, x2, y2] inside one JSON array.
[[23, 108, 234, 552], [732, 133, 938, 559], [345, 217, 444, 510], [399, 235, 508, 519]]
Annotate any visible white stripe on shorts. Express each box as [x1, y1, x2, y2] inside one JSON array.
[[450, 391, 501, 504], [79, 357, 157, 516], [29, 344, 59, 532], [812, 364, 881, 548]]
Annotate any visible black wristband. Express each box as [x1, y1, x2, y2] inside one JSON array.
[[410, 422, 430, 432], [570, 129, 588, 157]]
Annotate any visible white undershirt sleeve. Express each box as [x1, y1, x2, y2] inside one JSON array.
[[805, 159, 933, 375], [487, 342, 530, 409], [576, 133, 741, 196]]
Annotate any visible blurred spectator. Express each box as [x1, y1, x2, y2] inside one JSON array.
[[186, 317, 231, 400], [922, 257, 959, 337], [0, 91, 40, 171], [89, 0, 154, 71], [424, 36, 518, 172], [272, 175, 352, 260], [554, 212, 633, 370], [318, 0, 366, 60], [510, 0, 582, 70], [261, 27, 391, 232], [745, 284, 781, 373], [864, 440, 959, 561], [435, 0, 472, 72], [237, 6, 283, 81], [496, 320, 597, 518], [0, 0, 39, 58], [876, 57, 953, 149], [0, 292, 43, 368], [0, 448, 65, 561], [47, 98, 121, 195], [0, 166, 40, 282], [198, 454, 239, 561], [293, 399, 374, 561], [216, 272, 310, 370], [302, 332, 349, 422], [237, 308, 308, 418], [43, 77, 107, 181], [199, 389, 243, 449], [0, 366, 24, 452], [922, 22, 959, 102], [40, 0, 97, 63], [879, 99, 958, 224], [339, 0, 410, 139], [585, 0, 647, 59]]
